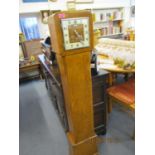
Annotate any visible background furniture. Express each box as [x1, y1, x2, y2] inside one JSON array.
[[107, 78, 135, 112], [39, 54, 109, 135], [92, 7, 124, 39], [95, 38, 135, 60], [95, 38, 135, 115], [19, 39, 43, 81], [19, 62, 42, 82], [107, 78, 135, 138], [98, 55, 135, 86], [96, 38, 135, 85], [22, 39, 43, 61]]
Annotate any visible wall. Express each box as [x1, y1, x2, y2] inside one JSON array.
[[19, 0, 65, 13], [19, 0, 133, 38], [19, 0, 131, 13]]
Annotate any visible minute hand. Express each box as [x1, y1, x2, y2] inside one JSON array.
[[74, 29, 84, 44]]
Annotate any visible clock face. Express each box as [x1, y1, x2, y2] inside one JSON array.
[[61, 17, 90, 50]]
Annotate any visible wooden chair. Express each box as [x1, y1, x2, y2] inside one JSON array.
[[22, 39, 43, 62], [107, 78, 135, 139]]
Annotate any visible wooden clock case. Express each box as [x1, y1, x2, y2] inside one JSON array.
[[48, 10, 98, 155]]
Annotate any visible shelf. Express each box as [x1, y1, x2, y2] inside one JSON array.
[[94, 19, 123, 24], [92, 7, 124, 10], [98, 33, 123, 38], [113, 19, 124, 21], [92, 7, 124, 39]]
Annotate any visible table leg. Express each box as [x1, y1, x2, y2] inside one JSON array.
[[108, 73, 113, 86], [39, 64, 45, 79], [40, 74, 43, 80], [124, 73, 129, 81], [108, 73, 117, 113]]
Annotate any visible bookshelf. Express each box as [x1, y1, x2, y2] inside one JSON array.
[[92, 7, 124, 38]]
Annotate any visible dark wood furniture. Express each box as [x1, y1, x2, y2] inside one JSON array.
[[92, 71, 109, 135], [39, 54, 109, 135]]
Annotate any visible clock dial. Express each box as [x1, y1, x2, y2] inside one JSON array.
[[61, 17, 90, 50], [68, 24, 84, 43]]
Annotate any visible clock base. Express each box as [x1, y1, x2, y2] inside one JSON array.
[[67, 133, 98, 155]]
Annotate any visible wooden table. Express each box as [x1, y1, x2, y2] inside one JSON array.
[[100, 66, 135, 86], [98, 56, 135, 86], [19, 62, 42, 81]]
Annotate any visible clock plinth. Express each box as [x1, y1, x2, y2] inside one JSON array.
[[67, 133, 98, 155], [48, 11, 98, 155]]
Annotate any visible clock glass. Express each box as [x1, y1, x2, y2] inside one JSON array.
[[61, 17, 90, 50]]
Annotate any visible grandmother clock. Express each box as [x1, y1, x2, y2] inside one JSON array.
[[48, 11, 98, 155]]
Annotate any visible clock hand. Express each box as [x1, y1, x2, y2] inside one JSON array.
[[74, 29, 84, 44]]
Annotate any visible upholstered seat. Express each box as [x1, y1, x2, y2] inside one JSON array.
[[107, 78, 135, 139], [107, 78, 135, 109]]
